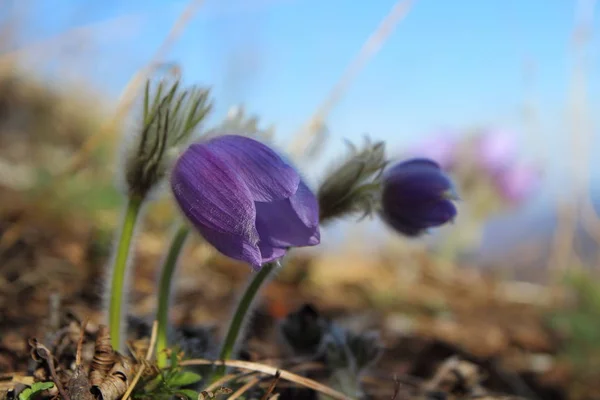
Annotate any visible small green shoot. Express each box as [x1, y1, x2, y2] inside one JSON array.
[[133, 347, 204, 400], [18, 382, 54, 400]]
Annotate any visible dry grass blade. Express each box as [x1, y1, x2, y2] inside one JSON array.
[[0, 11, 144, 67], [203, 373, 248, 393], [227, 376, 261, 400], [76, 318, 89, 366], [180, 359, 351, 400], [288, 0, 415, 159], [548, 0, 597, 278], [260, 370, 281, 400], [122, 321, 158, 400]]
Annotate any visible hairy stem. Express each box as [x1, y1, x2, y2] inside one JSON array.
[[215, 262, 277, 377], [109, 195, 143, 350], [156, 224, 190, 368]]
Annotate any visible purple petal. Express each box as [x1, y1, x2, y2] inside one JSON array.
[[382, 200, 456, 237], [254, 181, 320, 248], [383, 159, 452, 204], [171, 142, 260, 250], [380, 158, 458, 237], [256, 244, 287, 268], [289, 181, 320, 229], [384, 158, 441, 179], [204, 135, 300, 202], [196, 227, 263, 266]]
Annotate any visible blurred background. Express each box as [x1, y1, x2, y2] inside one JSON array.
[[1, 0, 600, 399]]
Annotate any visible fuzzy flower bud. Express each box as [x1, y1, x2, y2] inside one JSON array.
[[123, 79, 212, 199], [380, 158, 457, 237], [317, 138, 387, 223], [171, 134, 320, 268]]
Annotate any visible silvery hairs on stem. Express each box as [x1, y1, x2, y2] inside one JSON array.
[[121, 76, 212, 199], [317, 137, 387, 223]]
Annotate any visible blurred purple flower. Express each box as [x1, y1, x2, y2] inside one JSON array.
[[171, 135, 320, 268], [476, 130, 517, 173], [410, 133, 457, 170], [380, 158, 458, 237], [495, 163, 540, 204]]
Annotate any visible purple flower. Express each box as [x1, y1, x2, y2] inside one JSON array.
[[171, 135, 320, 268], [409, 132, 457, 170], [476, 130, 517, 173], [380, 158, 457, 237], [495, 163, 540, 204]]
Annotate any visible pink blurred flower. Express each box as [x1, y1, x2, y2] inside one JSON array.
[[495, 163, 540, 204], [410, 132, 457, 170], [476, 129, 518, 173]]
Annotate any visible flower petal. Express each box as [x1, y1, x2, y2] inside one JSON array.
[[380, 157, 457, 237], [383, 160, 453, 205], [385, 200, 456, 227], [289, 180, 320, 229], [257, 243, 287, 267], [204, 135, 300, 202], [195, 226, 263, 266], [171, 142, 259, 242], [254, 181, 320, 248]]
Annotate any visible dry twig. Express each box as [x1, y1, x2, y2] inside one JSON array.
[[227, 376, 261, 400], [180, 359, 351, 400], [260, 370, 281, 400], [288, 0, 415, 159], [122, 321, 158, 400], [28, 339, 70, 400]]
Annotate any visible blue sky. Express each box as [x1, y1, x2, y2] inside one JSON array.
[[10, 0, 600, 200]]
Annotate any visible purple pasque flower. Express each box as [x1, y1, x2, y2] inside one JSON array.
[[171, 134, 320, 268], [495, 163, 540, 204], [410, 132, 457, 170], [475, 129, 517, 173], [380, 158, 457, 237]]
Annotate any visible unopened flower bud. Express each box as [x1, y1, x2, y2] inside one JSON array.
[[317, 138, 387, 223], [123, 78, 212, 199], [380, 158, 458, 237]]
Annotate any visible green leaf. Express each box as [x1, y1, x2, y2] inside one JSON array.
[[168, 371, 203, 387], [18, 382, 54, 400], [176, 389, 200, 399]]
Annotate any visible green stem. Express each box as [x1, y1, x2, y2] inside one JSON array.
[[215, 262, 277, 377], [156, 224, 190, 368], [109, 195, 143, 350]]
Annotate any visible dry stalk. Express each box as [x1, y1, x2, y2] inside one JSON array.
[[227, 376, 261, 400], [548, 0, 597, 278], [179, 359, 351, 400], [121, 321, 158, 400], [287, 0, 415, 160], [260, 370, 281, 400], [28, 339, 70, 400]]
